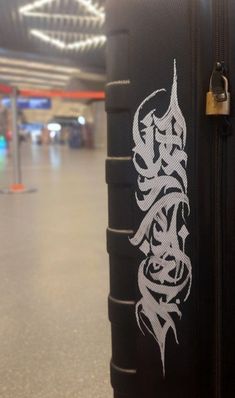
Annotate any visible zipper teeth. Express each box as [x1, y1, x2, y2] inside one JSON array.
[[215, 129, 222, 398], [214, 1, 227, 397], [214, 0, 226, 398], [215, 0, 225, 62], [215, 0, 220, 61]]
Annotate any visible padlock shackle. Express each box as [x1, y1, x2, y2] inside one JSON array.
[[209, 72, 228, 102]]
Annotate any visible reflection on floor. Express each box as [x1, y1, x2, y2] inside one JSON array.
[[0, 144, 111, 398]]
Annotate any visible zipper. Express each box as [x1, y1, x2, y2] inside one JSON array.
[[211, 1, 230, 397], [214, 124, 222, 398]]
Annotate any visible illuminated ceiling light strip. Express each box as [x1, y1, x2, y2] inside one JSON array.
[[34, 30, 97, 39], [19, 0, 57, 14], [0, 57, 80, 74], [30, 30, 66, 49], [19, 0, 105, 51], [0, 67, 69, 80], [0, 75, 66, 86], [74, 0, 105, 19], [19, 0, 105, 21], [30, 30, 106, 51], [19, 11, 102, 22], [67, 35, 106, 50]]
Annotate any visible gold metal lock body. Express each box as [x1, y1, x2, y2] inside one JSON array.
[[206, 76, 230, 116]]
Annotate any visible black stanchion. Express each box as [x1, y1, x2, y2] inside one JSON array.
[[0, 86, 36, 194]]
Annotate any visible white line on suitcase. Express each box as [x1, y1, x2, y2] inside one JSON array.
[[106, 80, 131, 87], [108, 227, 134, 234]]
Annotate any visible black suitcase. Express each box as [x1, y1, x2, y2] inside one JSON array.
[[105, 0, 235, 397]]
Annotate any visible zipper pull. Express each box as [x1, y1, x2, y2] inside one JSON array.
[[206, 62, 230, 116]]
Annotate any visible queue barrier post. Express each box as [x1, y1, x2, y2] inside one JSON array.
[[0, 85, 36, 194]]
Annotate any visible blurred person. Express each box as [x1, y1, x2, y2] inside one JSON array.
[[41, 127, 50, 145], [68, 124, 82, 149]]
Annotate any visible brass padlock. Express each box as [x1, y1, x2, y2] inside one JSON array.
[[206, 75, 230, 116]]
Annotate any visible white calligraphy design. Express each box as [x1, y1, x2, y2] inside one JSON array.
[[130, 60, 191, 376]]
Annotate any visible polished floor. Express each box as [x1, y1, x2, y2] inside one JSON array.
[[0, 144, 111, 398]]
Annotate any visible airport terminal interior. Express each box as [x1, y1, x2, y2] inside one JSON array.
[[0, 1, 111, 397]]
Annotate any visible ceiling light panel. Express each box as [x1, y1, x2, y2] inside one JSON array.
[[33, 31, 96, 39], [19, 12, 103, 25], [19, 0, 106, 52], [19, 0, 57, 14], [20, 0, 104, 20], [0, 67, 69, 80], [67, 35, 106, 50], [0, 57, 80, 74], [0, 75, 66, 86], [30, 30, 106, 51], [30, 30, 66, 49], [75, 0, 105, 19]]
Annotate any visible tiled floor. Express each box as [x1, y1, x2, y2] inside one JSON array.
[[0, 144, 111, 398]]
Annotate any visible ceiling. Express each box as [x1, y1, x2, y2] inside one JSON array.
[[0, 0, 106, 91]]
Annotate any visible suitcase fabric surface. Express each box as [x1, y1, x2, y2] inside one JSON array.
[[105, 1, 235, 397]]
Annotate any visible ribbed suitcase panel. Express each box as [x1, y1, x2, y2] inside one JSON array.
[[106, 0, 223, 397]]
